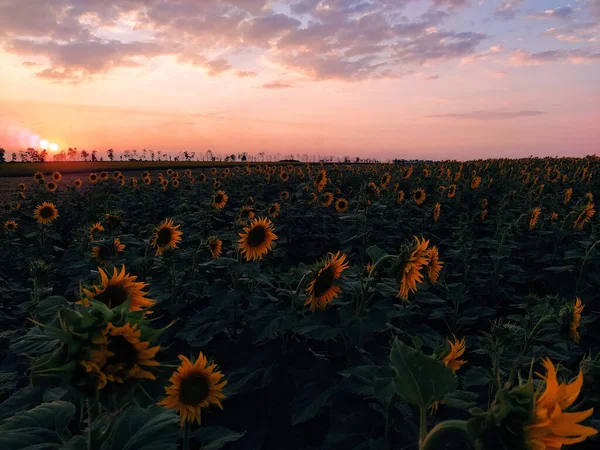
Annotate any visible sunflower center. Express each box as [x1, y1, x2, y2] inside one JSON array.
[[215, 194, 223, 203], [96, 245, 112, 261], [156, 227, 173, 246], [179, 374, 210, 405], [95, 283, 129, 308], [105, 335, 138, 368], [40, 207, 54, 218], [247, 225, 267, 248], [313, 265, 335, 297], [241, 210, 250, 218]]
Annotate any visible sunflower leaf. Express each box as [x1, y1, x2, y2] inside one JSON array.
[[193, 426, 245, 450]]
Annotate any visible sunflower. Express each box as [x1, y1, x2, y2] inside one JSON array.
[[280, 171, 289, 182], [33, 172, 44, 182], [19, 191, 26, 199], [335, 198, 349, 213], [529, 207, 542, 230], [525, 359, 597, 449], [158, 352, 227, 426], [143, 176, 151, 185], [366, 182, 380, 198], [441, 336, 467, 373], [212, 190, 228, 209], [207, 237, 223, 259], [563, 188, 573, 205], [89, 173, 98, 183], [4, 220, 18, 233], [18, 183, 26, 191], [74, 178, 82, 188], [280, 191, 290, 201], [269, 203, 280, 218], [396, 190, 405, 204], [433, 202, 441, 222], [238, 217, 278, 261], [184, 169, 192, 178], [46, 181, 58, 192], [550, 212, 559, 225], [570, 297, 584, 344], [33, 202, 59, 224], [481, 198, 488, 209], [82, 265, 154, 311], [237, 205, 255, 224], [482, 209, 488, 221], [89, 222, 105, 240], [573, 203, 595, 230], [314, 169, 328, 192], [398, 236, 430, 301], [447, 184, 457, 198], [585, 192, 593, 202], [92, 238, 125, 264], [114, 171, 123, 179], [428, 246, 443, 283], [320, 192, 334, 207], [413, 188, 426, 205], [172, 179, 179, 188], [210, 168, 217, 175], [100, 171, 109, 181], [305, 251, 350, 312], [152, 218, 183, 255], [51, 171, 62, 182], [82, 322, 160, 389]]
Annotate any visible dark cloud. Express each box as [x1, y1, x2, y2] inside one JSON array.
[[426, 110, 545, 120]]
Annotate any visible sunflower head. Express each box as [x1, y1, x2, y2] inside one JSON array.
[[305, 251, 350, 312], [433, 202, 441, 222], [413, 188, 426, 205], [33, 172, 44, 181], [560, 297, 584, 344], [447, 184, 457, 198], [152, 218, 183, 255], [280, 171, 289, 182], [314, 169, 328, 192], [4, 220, 18, 233], [529, 207, 542, 230], [335, 198, 349, 213], [365, 182, 380, 199], [158, 352, 227, 426], [320, 192, 334, 207], [280, 191, 290, 201], [573, 203, 595, 230], [33, 202, 59, 224], [268, 203, 280, 218], [46, 181, 58, 192], [396, 190, 405, 204], [82, 265, 154, 311], [100, 171, 109, 180], [439, 335, 466, 373], [92, 238, 125, 264], [52, 171, 62, 182], [238, 216, 278, 261], [74, 178, 82, 188], [212, 190, 228, 209], [207, 237, 223, 259], [89, 222, 105, 240], [395, 236, 431, 301], [237, 205, 255, 224], [114, 171, 123, 179], [89, 173, 98, 183]]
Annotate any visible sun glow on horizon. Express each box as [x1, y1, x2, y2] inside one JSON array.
[[39, 139, 49, 150], [49, 143, 59, 152]]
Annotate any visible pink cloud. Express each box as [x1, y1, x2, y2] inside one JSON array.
[[509, 48, 600, 66]]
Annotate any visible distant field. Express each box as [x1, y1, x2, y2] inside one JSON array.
[[0, 161, 298, 177]]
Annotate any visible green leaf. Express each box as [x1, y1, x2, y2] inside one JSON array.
[[0, 386, 45, 421], [389, 339, 457, 408], [193, 426, 245, 450], [103, 406, 179, 450], [292, 384, 335, 425], [366, 245, 388, 264]]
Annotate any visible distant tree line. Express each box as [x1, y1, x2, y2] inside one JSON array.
[[0, 147, 381, 164]]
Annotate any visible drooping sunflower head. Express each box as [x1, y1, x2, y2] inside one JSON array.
[[4, 220, 18, 233], [238, 216, 278, 261], [33, 172, 44, 182], [81, 322, 160, 390], [585, 192, 593, 202], [481, 198, 488, 209], [481, 209, 488, 221], [268, 203, 280, 218], [280, 191, 290, 201], [100, 171, 109, 180], [89, 222, 105, 240], [471, 176, 482, 189], [82, 265, 154, 311], [573, 203, 595, 230], [309, 192, 318, 204], [212, 190, 228, 209], [314, 169, 328, 192], [529, 207, 542, 230], [413, 188, 426, 205], [380, 172, 391, 187], [33, 202, 59, 224], [46, 181, 58, 192], [305, 251, 350, 312], [396, 190, 405, 204], [184, 169, 192, 178], [207, 236, 223, 259], [89, 173, 98, 183], [335, 198, 349, 213], [562, 297, 584, 344], [433, 202, 441, 222], [152, 218, 183, 255], [237, 205, 255, 224], [52, 171, 62, 182], [114, 171, 123, 179], [320, 192, 334, 207], [158, 352, 227, 426], [428, 246, 443, 283], [91, 238, 125, 265], [550, 211, 559, 225], [440, 336, 466, 373], [396, 236, 430, 301], [447, 184, 457, 198], [365, 182, 380, 199], [74, 178, 83, 188]]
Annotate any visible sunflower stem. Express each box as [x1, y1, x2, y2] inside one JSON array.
[[418, 405, 428, 449], [420, 420, 469, 450], [359, 254, 397, 315], [182, 421, 190, 450]]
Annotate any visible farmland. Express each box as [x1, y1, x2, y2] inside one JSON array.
[[0, 159, 598, 450]]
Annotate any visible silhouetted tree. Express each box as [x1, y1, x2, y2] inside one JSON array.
[[40, 149, 48, 162], [11, 152, 17, 162], [0, 148, 5, 163], [107, 149, 114, 161], [91, 150, 98, 162], [150, 150, 155, 161], [81, 149, 89, 161]]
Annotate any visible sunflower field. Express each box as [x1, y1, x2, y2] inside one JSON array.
[[0, 159, 599, 450]]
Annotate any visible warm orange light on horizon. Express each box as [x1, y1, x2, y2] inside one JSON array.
[[49, 143, 59, 152], [40, 139, 49, 150]]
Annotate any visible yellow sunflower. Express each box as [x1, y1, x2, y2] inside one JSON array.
[[441, 336, 467, 373], [398, 236, 430, 301], [207, 237, 223, 259], [335, 198, 349, 213], [396, 190, 405, 204], [433, 202, 441, 222], [237, 206, 255, 224], [529, 207, 542, 230], [89, 222, 104, 240], [564, 188, 572, 204], [213, 179, 221, 189], [4, 220, 18, 233], [320, 192, 334, 207], [269, 203, 281, 218], [570, 298, 584, 343], [18, 183, 27, 190], [482, 209, 488, 221], [550, 212, 559, 225], [81, 322, 160, 390], [573, 203, 595, 230], [525, 359, 597, 449], [46, 181, 58, 192], [74, 178, 82, 188], [33, 202, 59, 224], [82, 265, 154, 311], [280, 171, 289, 182], [314, 169, 328, 192], [158, 352, 227, 426], [238, 217, 278, 261], [33, 172, 44, 182], [447, 184, 457, 199], [114, 171, 123, 179], [413, 188, 426, 205], [143, 176, 151, 185], [52, 171, 62, 182], [305, 251, 350, 312], [152, 218, 183, 255], [428, 246, 443, 283], [212, 190, 228, 209], [100, 171, 109, 181], [91, 238, 125, 264], [280, 191, 290, 201], [89, 173, 98, 184]]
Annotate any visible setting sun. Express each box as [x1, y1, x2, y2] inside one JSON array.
[[39, 139, 48, 150], [49, 143, 59, 152]]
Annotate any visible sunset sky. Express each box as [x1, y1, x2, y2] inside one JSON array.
[[1, 0, 599, 160]]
